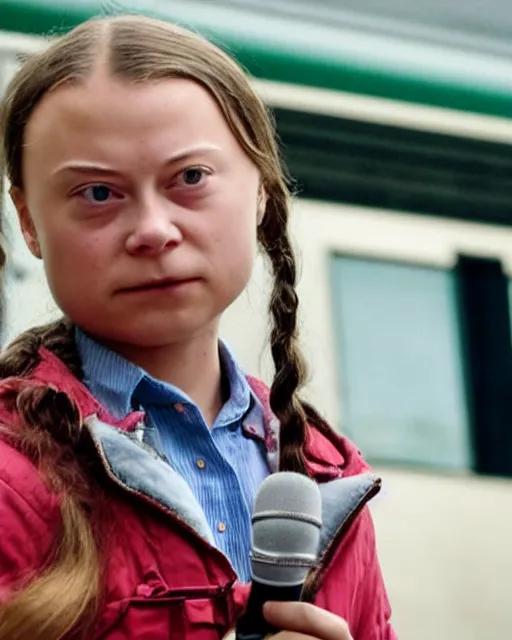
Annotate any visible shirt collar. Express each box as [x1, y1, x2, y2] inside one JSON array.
[[75, 328, 254, 427], [75, 327, 143, 419]]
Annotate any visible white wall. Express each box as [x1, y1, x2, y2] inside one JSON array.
[[1, 179, 59, 345], [372, 468, 512, 639]]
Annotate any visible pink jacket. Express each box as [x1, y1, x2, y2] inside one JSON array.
[[0, 347, 396, 639]]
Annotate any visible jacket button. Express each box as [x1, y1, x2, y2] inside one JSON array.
[[217, 522, 227, 533], [174, 402, 186, 413], [196, 458, 206, 470]]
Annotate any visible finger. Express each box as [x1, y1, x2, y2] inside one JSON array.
[[263, 602, 353, 640]]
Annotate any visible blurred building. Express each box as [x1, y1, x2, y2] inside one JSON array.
[[1, 1, 512, 638]]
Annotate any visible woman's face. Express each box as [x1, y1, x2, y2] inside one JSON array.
[[12, 72, 263, 347]]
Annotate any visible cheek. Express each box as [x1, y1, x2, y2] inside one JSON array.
[[40, 228, 109, 297], [212, 213, 257, 270], [206, 212, 257, 304]]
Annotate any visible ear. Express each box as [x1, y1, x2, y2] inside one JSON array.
[[257, 187, 267, 225], [9, 187, 42, 259]]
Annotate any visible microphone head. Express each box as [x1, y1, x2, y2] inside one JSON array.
[[251, 472, 322, 587]]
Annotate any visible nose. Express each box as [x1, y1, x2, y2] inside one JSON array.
[[125, 196, 183, 256]]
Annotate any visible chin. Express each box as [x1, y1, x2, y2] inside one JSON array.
[[103, 315, 219, 348], [67, 299, 226, 348]]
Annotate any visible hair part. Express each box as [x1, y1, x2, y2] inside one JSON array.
[[0, 14, 330, 636]]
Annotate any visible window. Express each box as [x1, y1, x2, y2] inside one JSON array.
[[330, 255, 472, 470]]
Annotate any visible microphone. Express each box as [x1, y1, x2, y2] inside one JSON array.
[[236, 472, 323, 640]]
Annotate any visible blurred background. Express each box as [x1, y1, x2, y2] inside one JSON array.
[[2, 1, 512, 638]]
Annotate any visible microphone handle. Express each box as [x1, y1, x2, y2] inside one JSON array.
[[235, 582, 303, 640]]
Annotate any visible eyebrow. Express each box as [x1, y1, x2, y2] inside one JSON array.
[[52, 144, 223, 177]]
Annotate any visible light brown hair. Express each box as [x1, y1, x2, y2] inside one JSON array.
[[0, 15, 330, 639]]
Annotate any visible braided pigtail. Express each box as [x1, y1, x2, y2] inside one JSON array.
[[0, 320, 102, 640], [258, 185, 321, 473]]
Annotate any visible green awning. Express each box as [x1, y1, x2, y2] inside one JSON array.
[[2, 0, 512, 119]]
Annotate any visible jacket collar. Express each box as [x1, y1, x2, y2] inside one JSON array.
[[7, 347, 381, 576], [25, 347, 365, 480]]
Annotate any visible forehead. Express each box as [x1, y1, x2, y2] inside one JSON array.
[[23, 74, 241, 171]]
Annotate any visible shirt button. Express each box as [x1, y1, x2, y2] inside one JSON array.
[[174, 402, 186, 413], [196, 458, 206, 470], [217, 522, 227, 533]]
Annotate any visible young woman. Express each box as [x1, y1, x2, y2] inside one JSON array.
[[0, 15, 396, 640]]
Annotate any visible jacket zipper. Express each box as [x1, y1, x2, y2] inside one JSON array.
[[300, 478, 382, 603]]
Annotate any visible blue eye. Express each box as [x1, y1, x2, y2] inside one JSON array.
[[82, 184, 113, 203], [181, 168, 205, 185]]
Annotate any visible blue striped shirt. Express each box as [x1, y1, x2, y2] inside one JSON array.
[[75, 328, 270, 581]]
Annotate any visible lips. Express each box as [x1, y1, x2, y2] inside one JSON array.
[[119, 277, 198, 292]]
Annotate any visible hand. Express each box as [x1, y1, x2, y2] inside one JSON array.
[[263, 601, 353, 640]]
